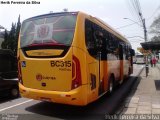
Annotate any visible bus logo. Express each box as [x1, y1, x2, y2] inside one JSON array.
[[36, 74, 43, 81], [36, 74, 56, 81], [37, 25, 49, 39]]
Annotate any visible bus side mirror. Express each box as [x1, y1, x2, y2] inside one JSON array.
[[130, 49, 135, 56]]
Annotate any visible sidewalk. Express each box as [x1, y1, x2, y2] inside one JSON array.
[[118, 64, 160, 114]]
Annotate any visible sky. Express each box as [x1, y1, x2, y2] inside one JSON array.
[[0, 0, 160, 52]]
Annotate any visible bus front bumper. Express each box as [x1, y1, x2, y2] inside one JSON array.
[[19, 83, 88, 106]]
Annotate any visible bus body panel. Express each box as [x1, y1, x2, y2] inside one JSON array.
[[19, 48, 72, 92], [108, 60, 120, 81], [19, 83, 88, 106], [87, 54, 100, 103]]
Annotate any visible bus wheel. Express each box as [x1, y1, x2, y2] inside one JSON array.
[[10, 87, 19, 98], [109, 76, 115, 94]]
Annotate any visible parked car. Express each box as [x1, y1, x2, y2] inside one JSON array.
[[0, 49, 19, 98], [0, 74, 19, 98]]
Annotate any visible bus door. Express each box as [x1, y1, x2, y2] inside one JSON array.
[[88, 49, 104, 101], [85, 20, 105, 102], [88, 31, 106, 100]]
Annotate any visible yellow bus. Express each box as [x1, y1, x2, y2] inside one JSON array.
[[18, 11, 135, 106]]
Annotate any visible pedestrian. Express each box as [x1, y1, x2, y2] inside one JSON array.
[[152, 57, 157, 67]]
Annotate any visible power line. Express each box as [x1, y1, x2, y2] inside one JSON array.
[[123, 0, 160, 31], [117, 0, 159, 31], [132, 0, 143, 25], [130, 0, 140, 22], [116, 21, 151, 30], [126, 36, 144, 39], [131, 0, 140, 21], [125, 0, 139, 22], [147, 5, 160, 20], [116, 22, 139, 29]]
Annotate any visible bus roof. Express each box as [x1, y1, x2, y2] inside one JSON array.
[[22, 11, 131, 46], [23, 12, 78, 22], [77, 11, 131, 46], [94, 17, 130, 44]]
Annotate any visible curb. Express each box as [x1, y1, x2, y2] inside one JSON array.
[[115, 65, 145, 115], [137, 65, 145, 77], [157, 64, 160, 71]]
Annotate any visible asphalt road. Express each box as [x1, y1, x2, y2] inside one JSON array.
[[0, 64, 144, 120]]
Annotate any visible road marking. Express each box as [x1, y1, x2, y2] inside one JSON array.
[[0, 99, 33, 112]]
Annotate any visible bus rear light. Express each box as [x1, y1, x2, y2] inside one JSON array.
[[18, 57, 23, 84], [72, 55, 82, 90]]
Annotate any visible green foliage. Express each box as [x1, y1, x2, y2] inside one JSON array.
[[150, 15, 160, 36], [151, 36, 160, 41], [1, 15, 21, 56], [150, 15, 160, 41]]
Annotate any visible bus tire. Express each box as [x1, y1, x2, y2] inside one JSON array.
[[10, 86, 19, 98], [108, 75, 115, 94]]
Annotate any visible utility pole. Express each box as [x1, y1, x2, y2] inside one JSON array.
[[139, 12, 149, 77]]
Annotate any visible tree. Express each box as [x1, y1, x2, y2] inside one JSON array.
[[2, 23, 16, 51], [1, 15, 21, 56], [151, 36, 160, 41], [15, 15, 21, 55], [1, 29, 9, 49], [9, 23, 16, 51], [150, 15, 160, 42], [150, 15, 160, 36]]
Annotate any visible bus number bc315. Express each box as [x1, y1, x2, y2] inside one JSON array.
[[50, 61, 71, 67]]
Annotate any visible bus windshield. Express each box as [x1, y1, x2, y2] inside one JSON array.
[[20, 13, 77, 48]]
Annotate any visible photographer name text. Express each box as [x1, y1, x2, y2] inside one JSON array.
[[0, 1, 40, 4]]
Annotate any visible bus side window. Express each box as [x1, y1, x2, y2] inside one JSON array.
[[92, 23, 107, 51], [85, 19, 94, 50], [124, 45, 130, 60], [104, 31, 109, 50], [94, 29, 108, 60], [123, 45, 126, 60], [130, 49, 135, 56], [85, 19, 100, 57], [126, 45, 131, 60], [119, 43, 124, 60], [107, 34, 113, 53], [107, 35, 119, 53], [113, 37, 120, 55], [124, 45, 127, 60]]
